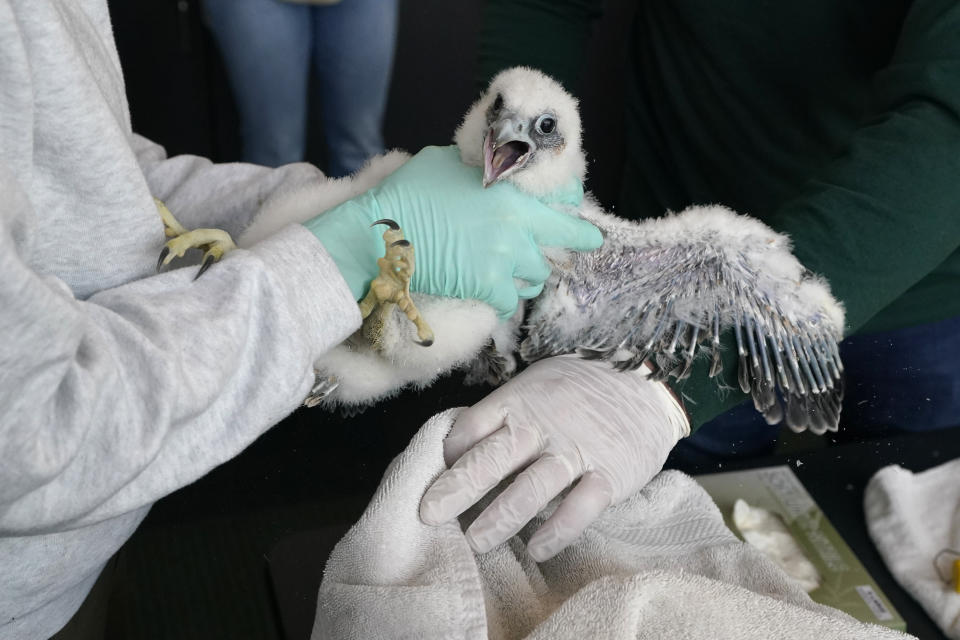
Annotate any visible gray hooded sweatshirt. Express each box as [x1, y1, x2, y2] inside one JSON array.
[[0, 1, 362, 637]]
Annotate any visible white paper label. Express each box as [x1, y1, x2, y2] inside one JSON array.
[[855, 584, 894, 621]]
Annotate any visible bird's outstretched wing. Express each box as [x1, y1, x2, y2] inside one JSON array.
[[521, 205, 846, 434]]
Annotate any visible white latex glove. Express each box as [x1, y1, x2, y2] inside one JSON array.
[[419, 354, 690, 561]]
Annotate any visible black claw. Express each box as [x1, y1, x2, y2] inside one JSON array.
[[417, 338, 434, 347], [157, 247, 169, 272], [195, 255, 215, 280], [371, 218, 400, 230], [390, 239, 411, 247]]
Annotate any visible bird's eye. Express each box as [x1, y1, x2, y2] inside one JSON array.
[[492, 94, 503, 113], [536, 115, 556, 134]]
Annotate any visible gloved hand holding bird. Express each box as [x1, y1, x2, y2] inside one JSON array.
[[158, 66, 845, 435]]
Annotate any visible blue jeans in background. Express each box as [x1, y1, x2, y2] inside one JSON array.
[[672, 314, 960, 463], [202, 0, 398, 176]]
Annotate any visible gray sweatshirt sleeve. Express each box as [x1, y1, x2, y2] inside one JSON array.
[[0, 166, 362, 534], [130, 134, 328, 238]]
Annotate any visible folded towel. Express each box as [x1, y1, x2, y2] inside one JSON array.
[[313, 409, 913, 639], [865, 459, 960, 639]]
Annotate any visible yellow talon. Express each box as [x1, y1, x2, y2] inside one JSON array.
[[156, 198, 187, 237], [155, 198, 236, 278], [358, 220, 434, 350]]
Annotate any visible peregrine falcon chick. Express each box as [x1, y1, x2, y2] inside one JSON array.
[[164, 67, 847, 433]]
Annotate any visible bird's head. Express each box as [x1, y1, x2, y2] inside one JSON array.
[[455, 67, 586, 197]]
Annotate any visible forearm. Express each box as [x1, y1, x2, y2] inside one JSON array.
[[131, 134, 327, 238], [770, 107, 960, 334], [0, 222, 360, 534]]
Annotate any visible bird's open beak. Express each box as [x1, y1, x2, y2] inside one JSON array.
[[482, 115, 534, 187]]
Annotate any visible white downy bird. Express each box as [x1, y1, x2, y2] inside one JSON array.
[[177, 67, 847, 433]]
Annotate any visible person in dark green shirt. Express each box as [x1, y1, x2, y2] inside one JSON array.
[[420, 0, 960, 561], [477, 0, 960, 455]]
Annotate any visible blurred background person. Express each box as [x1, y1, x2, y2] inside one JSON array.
[[202, 0, 398, 176]]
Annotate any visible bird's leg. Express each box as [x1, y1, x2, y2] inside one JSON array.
[[358, 219, 434, 351], [155, 198, 237, 279]]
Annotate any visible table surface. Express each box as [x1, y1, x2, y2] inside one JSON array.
[[267, 428, 959, 640], [676, 431, 958, 640]]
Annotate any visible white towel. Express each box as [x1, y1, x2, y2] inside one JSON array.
[[312, 409, 913, 639], [865, 459, 960, 639]]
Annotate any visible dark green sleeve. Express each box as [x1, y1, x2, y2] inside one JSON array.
[[665, 335, 743, 431], [477, 0, 604, 93], [769, 0, 960, 336], [675, 0, 960, 430]]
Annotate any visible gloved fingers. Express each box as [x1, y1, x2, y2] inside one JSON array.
[[464, 454, 578, 554], [486, 280, 522, 320], [526, 471, 614, 562], [512, 247, 550, 300], [512, 247, 552, 286], [516, 282, 545, 299], [420, 423, 540, 526], [527, 208, 603, 251], [443, 394, 513, 466]]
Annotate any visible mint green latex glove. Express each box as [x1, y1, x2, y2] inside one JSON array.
[[302, 146, 602, 317]]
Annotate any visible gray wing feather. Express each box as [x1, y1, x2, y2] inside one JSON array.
[[522, 204, 846, 435]]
